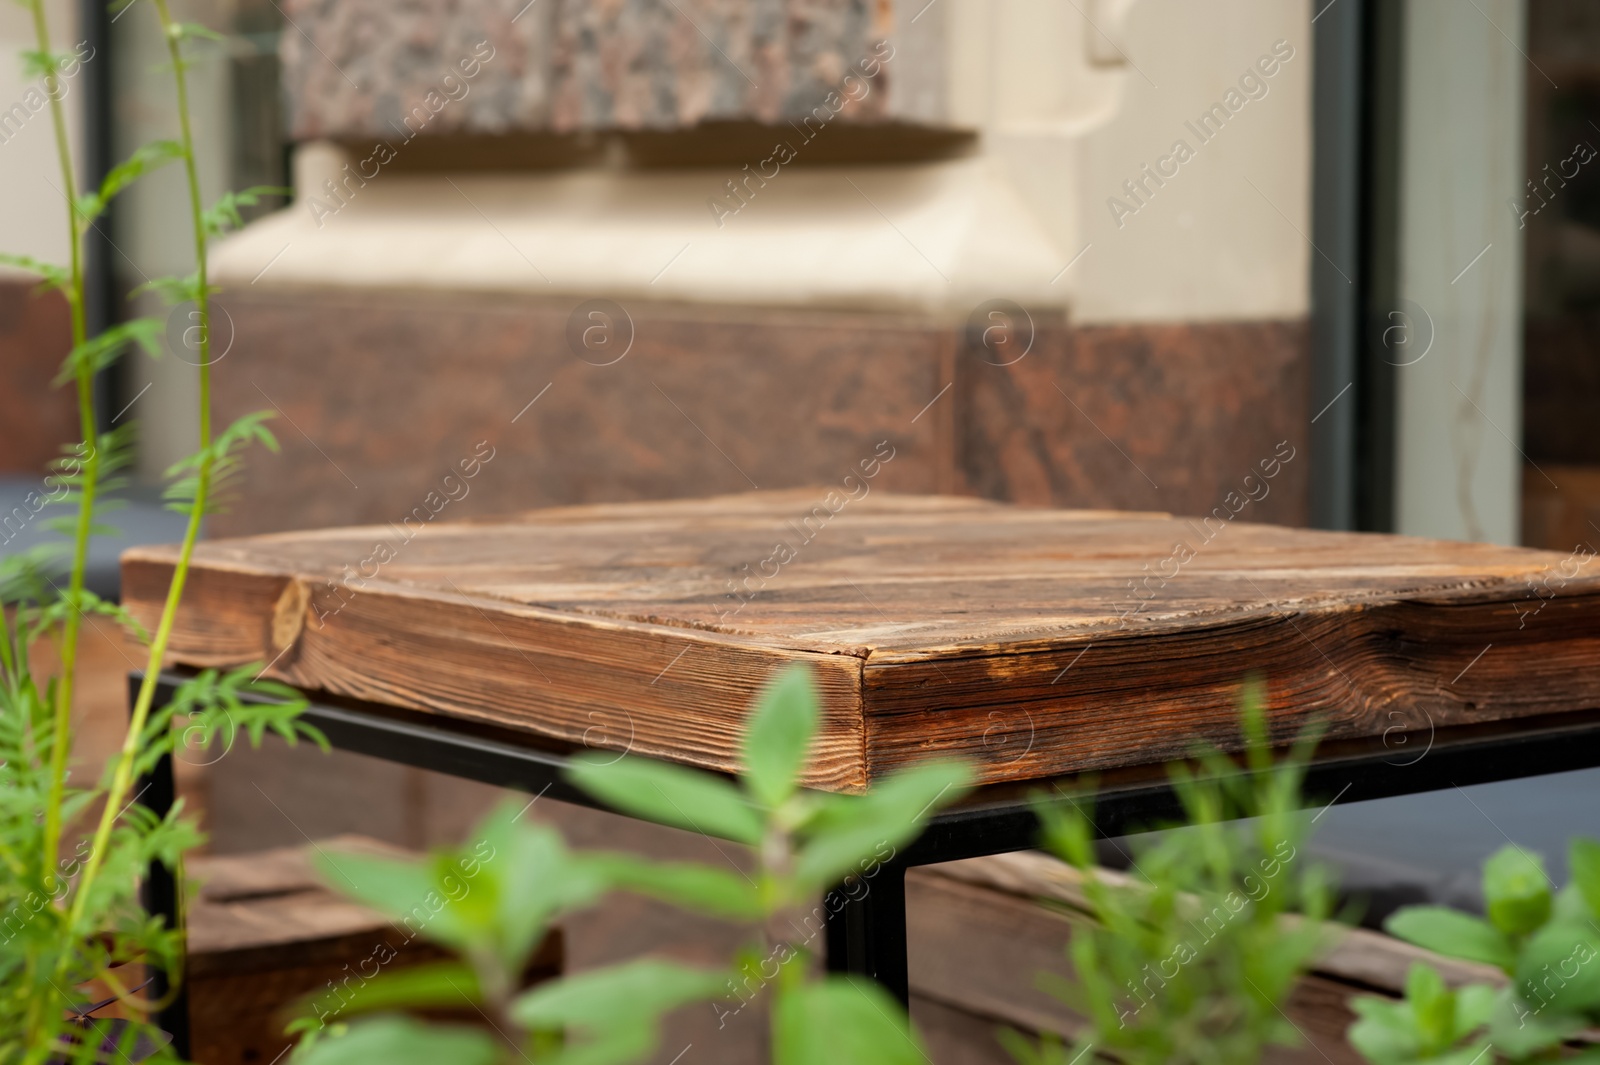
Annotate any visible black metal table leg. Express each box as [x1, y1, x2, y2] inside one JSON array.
[[132, 675, 190, 1058], [823, 858, 910, 1006]]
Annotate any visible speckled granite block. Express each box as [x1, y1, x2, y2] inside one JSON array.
[[281, 0, 908, 139], [198, 288, 1309, 539]]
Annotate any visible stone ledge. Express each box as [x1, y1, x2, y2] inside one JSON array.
[[213, 151, 1071, 316]]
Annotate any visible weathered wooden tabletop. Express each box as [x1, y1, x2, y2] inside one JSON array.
[[122, 490, 1600, 791]]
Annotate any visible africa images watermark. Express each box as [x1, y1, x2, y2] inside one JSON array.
[[0, 40, 94, 146], [714, 440, 897, 624], [305, 837, 497, 1028], [0, 840, 94, 943], [1047, 440, 1297, 687], [312, 440, 497, 628], [712, 843, 897, 1029], [1116, 839, 1299, 1028], [1119, 441, 1296, 611], [1516, 932, 1599, 1030], [1510, 136, 1598, 230], [0, 439, 96, 548], [1106, 38, 1296, 229], [303, 39, 496, 227], [706, 38, 896, 227]]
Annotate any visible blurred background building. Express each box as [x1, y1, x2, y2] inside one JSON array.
[[3, 0, 1598, 1057]]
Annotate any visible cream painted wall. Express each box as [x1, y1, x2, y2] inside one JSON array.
[[947, 0, 1313, 324], [0, 0, 82, 275], [0, 0, 232, 481], [111, 0, 235, 481], [1072, 0, 1312, 323], [227, 0, 1314, 329], [1393, 0, 1525, 545]]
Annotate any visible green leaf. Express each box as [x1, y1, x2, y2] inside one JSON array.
[[1385, 906, 1516, 971], [1570, 838, 1600, 919], [291, 961, 481, 1023], [290, 1017, 499, 1065], [512, 958, 729, 1029], [154, 664, 321, 768], [79, 140, 184, 223], [20, 47, 73, 80], [1512, 920, 1600, 1015], [1350, 966, 1498, 1065], [1425, 1046, 1499, 1065], [742, 664, 820, 808], [315, 803, 602, 979], [588, 851, 764, 920], [311, 848, 472, 949], [0, 253, 69, 294], [164, 410, 282, 516], [172, 21, 228, 43], [131, 272, 207, 306], [773, 977, 929, 1065], [1453, 983, 1496, 1036], [56, 317, 163, 385], [472, 801, 610, 972], [202, 185, 289, 237], [1486, 982, 1582, 1060], [1033, 787, 1097, 869], [1404, 963, 1456, 1047], [1483, 844, 1551, 936], [1348, 994, 1425, 1064], [793, 760, 971, 890], [567, 752, 765, 845], [511, 959, 728, 1065], [530, 1028, 658, 1065]]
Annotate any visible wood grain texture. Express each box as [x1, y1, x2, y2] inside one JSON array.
[[122, 490, 1600, 790]]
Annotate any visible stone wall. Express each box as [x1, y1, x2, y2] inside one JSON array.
[[281, 0, 920, 140], [203, 289, 1310, 541]]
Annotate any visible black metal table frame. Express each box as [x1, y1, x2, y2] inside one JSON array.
[[135, 671, 1600, 1055]]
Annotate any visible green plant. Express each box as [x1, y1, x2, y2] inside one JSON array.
[[1009, 681, 1337, 1065], [1350, 839, 1600, 1064], [1, 3, 315, 1059], [288, 663, 972, 1064]]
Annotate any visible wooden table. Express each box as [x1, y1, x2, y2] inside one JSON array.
[[125, 490, 1600, 1012]]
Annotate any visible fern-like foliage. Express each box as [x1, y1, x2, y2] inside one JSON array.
[[0, 2, 313, 1060]]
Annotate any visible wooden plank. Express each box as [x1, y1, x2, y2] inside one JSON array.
[[924, 851, 1504, 991], [906, 853, 1510, 1065], [122, 490, 1600, 790]]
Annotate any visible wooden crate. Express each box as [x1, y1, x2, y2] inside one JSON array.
[[906, 852, 1505, 1065], [1522, 463, 1600, 552], [185, 838, 562, 1065]]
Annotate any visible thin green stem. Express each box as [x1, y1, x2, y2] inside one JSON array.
[[0, 602, 16, 687], [28, 0, 100, 896], [59, 0, 214, 1006]]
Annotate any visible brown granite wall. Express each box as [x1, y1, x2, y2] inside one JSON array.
[[1525, 312, 1600, 465], [955, 319, 1309, 521], [204, 288, 1309, 540], [0, 279, 77, 474], [282, 0, 909, 141]]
